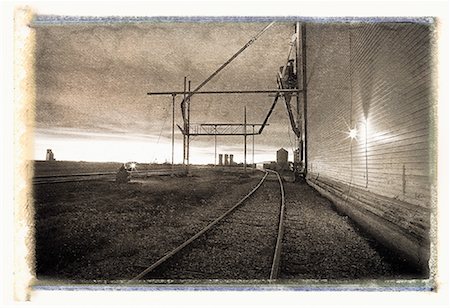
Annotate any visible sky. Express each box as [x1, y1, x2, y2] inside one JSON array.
[[34, 21, 300, 164]]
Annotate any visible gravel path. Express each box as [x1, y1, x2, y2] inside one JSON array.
[[280, 179, 421, 280], [143, 175, 283, 280]]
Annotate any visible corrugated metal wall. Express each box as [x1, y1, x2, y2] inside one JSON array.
[[305, 22, 435, 268]]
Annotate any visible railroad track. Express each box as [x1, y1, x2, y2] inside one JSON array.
[[32, 169, 185, 184], [130, 169, 285, 281]]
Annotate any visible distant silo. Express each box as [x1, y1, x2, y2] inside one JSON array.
[[224, 154, 229, 166], [46, 149, 55, 161], [294, 149, 300, 164], [218, 154, 223, 165], [277, 148, 288, 170], [229, 154, 234, 165]]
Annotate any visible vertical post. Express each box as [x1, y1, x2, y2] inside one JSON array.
[[252, 125, 255, 168], [301, 22, 308, 176], [183, 77, 187, 166], [187, 80, 191, 172], [244, 106, 247, 173], [171, 94, 175, 176], [214, 125, 217, 167]]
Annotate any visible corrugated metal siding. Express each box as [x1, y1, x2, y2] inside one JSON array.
[[306, 24, 352, 187], [306, 22, 433, 208]]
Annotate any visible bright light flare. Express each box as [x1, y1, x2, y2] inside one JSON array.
[[348, 128, 358, 139], [130, 163, 136, 169]]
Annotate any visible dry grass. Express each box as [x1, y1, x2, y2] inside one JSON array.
[[34, 167, 262, 280]]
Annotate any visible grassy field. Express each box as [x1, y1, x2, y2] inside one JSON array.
[[33, 167, 263, 281], [34, 160, 177, 177]]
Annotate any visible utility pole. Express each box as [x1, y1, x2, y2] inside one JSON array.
[[186, 80, 191, 173], [244, 106, 247, 173], [214, 125, 217, 167], [171, 93, 175, 176], [183, 77, 187, 166], [252, 124, 255, 168]]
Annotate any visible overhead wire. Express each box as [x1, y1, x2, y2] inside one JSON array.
[[152, 102, 170, 163]]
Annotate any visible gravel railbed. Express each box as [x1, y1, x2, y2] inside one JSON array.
[[143, 174, 282, 280], [279, 179, 422, 280]]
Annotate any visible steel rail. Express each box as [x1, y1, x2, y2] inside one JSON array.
[[129, 171, 270, 281], [266, 169, 286, 280], [32, 169, 185, 184]]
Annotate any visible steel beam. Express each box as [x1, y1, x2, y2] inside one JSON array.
[[200, 123, 265, 126], [181, 133, 260, 136], [301, 23, 308, 176], [147, 89, 301, 96]]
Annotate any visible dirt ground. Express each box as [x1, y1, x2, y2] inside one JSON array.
[[34, 167, 423, 283], [34, 168, 262, 281]]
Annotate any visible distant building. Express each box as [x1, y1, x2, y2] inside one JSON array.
[[257, 161, 277, 170], [46, 149, 55, 161], [218, 154, 223, 165], [276, 148, 288, 170], [229, 154, 234, 165]]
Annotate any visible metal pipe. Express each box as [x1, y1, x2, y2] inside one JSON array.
[[258, 94, 280, 134], [147, 89, 301, 96]]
